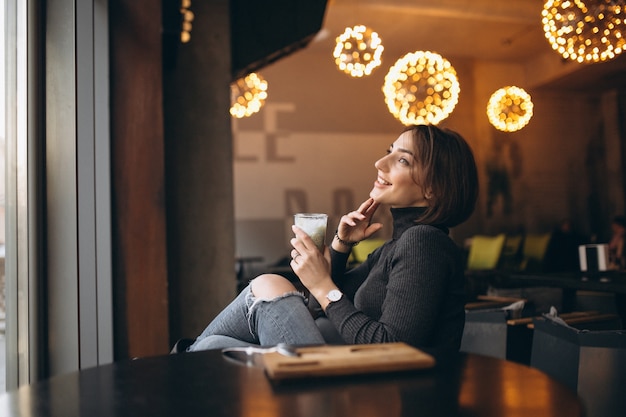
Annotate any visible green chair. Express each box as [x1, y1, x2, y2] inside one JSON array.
[[351, 238, 386, 264], [520, 233, 552, 271], [466, 234, 506, 270]]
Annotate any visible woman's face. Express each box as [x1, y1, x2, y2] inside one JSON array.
[[370, 131, 430, 208]]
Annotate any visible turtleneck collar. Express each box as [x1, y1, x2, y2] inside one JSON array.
[[390, 207, 449, 240]]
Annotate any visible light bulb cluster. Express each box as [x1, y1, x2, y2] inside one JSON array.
[[333, 25, 384, 77], [486, 86, 534, 132], [180, 0, 194, 44], [230, 73, 268, 119], [382, 51, 460, 126], [542, 0, 625, 63], [228, 17, 541, 125]]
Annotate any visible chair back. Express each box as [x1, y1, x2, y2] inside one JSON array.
[[466, 234, 506, 270], [351, 238, 386, 264], [520, 233, 552, 271], [530, 316, 626, 417]]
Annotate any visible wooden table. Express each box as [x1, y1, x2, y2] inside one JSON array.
[[508, 271, 626, 294], [466, 269, 626, 316], [508, 271, 626, 324], [0, 349, 583, 417]]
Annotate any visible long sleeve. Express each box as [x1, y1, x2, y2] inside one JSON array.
[[329, 246, 372, 300], [324, 225, 465, 350]]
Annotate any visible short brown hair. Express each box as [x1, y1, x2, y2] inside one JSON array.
[[404, 124, 478, 228]]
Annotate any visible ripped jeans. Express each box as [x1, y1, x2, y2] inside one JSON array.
[[187, 284, 326, 352]]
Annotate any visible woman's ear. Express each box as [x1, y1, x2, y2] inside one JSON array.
[[424, 188, 434, 200]]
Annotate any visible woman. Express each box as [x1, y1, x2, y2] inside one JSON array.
[[185, 124, 478, 353]]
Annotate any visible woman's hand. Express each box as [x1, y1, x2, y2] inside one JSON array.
[[335, 198, 383, 247], [290, 225, 334, 297]]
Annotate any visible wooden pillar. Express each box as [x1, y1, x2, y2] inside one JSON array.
[[109, 0, 170, 358]]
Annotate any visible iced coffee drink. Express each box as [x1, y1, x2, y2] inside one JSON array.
[[294, 213, 328, 252]]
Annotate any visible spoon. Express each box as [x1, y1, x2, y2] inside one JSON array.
[[221, 343, 300, 366], [232, 343, 300, 357]]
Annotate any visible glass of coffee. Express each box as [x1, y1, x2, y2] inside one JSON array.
[[294, 213, 328, 252]]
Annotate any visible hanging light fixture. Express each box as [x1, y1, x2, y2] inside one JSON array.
[[541, 0, 626, 63], [230, 73, 268, 118], [333, 25, 384, 77], [382, 51, 460, 125], [180, 0, 194, 43], [486, 86, 534, 132]]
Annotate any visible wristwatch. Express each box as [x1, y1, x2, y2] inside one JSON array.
[[326, 289, 343, 303]]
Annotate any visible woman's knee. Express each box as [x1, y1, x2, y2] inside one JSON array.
[[250, 274, 297, 299]]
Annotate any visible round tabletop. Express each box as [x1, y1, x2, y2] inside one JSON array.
[[0, 350, 583, 417]]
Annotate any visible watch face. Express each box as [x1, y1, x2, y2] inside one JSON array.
[[327, 289, 342, 302]]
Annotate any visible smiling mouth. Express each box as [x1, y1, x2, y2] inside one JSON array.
[[377, 177, 391, 185]]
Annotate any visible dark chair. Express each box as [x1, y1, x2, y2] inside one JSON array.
[[460, 296, 532, 364], [499, 234, 524, 271], [530, 315, 625, 417]]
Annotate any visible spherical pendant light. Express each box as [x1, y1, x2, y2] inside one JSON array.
[[382, 51, 460, 125], [333, 25, 384, 77], [230, 73, 268, 118], [486, 86, 534, 132], [542, 0, 626, 63]]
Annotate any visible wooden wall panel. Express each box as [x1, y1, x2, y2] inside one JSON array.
[[109, 0, 169, 358]]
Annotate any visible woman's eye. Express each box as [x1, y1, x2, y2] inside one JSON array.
[[399, 158, 409, 165]]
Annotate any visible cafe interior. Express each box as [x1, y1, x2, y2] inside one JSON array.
[[2, 0, 626, 416]]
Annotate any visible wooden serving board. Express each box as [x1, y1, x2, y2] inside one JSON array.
[[262, 342, 435, 381]]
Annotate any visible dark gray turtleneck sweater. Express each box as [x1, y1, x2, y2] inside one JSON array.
[[325, 207, 466, 351]]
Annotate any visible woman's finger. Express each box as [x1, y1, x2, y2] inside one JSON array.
[[291, 225, 314, 251], [341, 215, 358, 226], [364, 199, 380, 215], [290, 237, 307, 254], [356, 197, 375, 214], [341, 210, 367, 226]]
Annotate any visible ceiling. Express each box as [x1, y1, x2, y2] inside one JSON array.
[[309, 0, 626, 91]]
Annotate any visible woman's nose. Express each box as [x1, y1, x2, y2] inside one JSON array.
[[374, 155, 387, 171]]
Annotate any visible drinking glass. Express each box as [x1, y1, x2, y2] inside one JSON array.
[[294, 213, 328, 252]]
